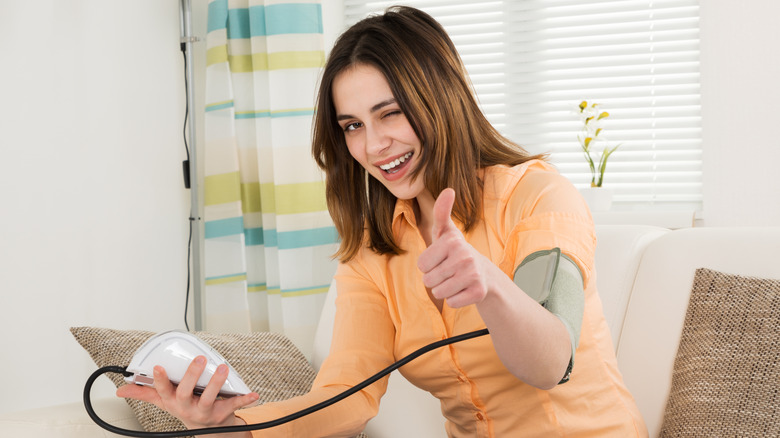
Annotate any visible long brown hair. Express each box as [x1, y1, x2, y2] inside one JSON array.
[[313, 6, 544, 262]]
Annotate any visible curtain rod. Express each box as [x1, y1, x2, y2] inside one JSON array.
[[179, 0, 203, 331]]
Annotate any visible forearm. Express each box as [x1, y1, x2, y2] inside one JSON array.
[[234, 382, 379, 438], [207, 416, 252, 438], [476, 266, 572, 389]]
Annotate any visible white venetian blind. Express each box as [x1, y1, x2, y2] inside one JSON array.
[[343, 0, 702, 212]]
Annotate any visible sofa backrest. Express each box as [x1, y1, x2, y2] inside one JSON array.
[[616, 227, 780, 437]]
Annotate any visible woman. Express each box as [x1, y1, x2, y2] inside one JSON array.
[[118, 6, 648, 437]]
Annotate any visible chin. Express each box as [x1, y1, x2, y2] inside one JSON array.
[[385, 181, 426, 201]]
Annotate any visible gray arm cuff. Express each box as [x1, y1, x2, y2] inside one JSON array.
[[512, 248, 584, 384]]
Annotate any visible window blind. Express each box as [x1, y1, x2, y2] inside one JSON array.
[[343, 0, 702, 212]]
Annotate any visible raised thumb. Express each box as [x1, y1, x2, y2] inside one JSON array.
[[432, 188, 456, 240]]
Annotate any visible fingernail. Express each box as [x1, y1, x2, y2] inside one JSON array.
[[195, 356, 206, 365], [217, 364, 228, 375]]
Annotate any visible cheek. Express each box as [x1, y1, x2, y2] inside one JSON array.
[[396, 119, 421, 145], [345, 137, 367, 165]]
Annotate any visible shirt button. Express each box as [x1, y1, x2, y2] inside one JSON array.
[[476, 412, 484, 421]]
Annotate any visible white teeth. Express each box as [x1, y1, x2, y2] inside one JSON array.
[[379, 152, 412, 171]]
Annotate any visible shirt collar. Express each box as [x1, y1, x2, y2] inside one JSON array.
[[390, 195, 469, 235], [392, 197, 418, 230]]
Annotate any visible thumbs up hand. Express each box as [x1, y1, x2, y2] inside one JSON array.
[[417, 188, 492, 308]]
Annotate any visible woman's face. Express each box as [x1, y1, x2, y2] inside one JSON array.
[[332, 64, 427, 201]]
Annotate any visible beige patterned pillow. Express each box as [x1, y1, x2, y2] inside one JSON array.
[[660, 268, 780, 437], [71, 327, 317, 435]]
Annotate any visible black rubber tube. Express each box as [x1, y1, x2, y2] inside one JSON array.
[[84, 328, 490, 437]]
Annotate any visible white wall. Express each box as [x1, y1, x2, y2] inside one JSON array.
[[699, 0, 780, 226], [0, 1, 191, 414]]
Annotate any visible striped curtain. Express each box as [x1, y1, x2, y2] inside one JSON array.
[[203, 0, 338, 358]]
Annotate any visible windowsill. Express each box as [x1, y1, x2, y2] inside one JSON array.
[[591, 210, 696, 229]]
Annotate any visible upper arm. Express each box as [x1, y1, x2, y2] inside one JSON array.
[[495, 166, 595, 383], [496, 168, 596, 285]]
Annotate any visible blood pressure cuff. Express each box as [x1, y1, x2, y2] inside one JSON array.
[[512, 248, 584, 384]]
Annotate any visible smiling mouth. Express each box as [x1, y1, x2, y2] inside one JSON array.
[[378, 152, 413, 174]]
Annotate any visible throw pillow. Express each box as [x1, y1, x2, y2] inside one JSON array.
[[71, 327, 317, 435], [659, 268, 780, 437]]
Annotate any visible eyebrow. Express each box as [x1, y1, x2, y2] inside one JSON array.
[[336, 98, 397, 121]]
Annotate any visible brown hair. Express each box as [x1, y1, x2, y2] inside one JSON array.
[[312, 6, 544, 262]]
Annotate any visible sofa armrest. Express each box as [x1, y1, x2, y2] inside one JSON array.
[[616, 227, 780, 437], [594, 225, 669, 350], [0, 397, 140, 438]]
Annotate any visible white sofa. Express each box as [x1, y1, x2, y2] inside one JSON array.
[[2, 225, 778, 437]]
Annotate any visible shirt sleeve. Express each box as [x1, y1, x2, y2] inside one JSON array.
[[235, 257, 396, 437], [496, 165, 597, 286]]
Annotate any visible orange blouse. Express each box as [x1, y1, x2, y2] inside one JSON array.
[[237, 160, 648, 437]]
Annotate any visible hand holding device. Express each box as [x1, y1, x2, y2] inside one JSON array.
[[123, 330, 251, 397], [116, 330, 259, 432]]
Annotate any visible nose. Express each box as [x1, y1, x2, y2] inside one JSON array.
[[365, 122, 392, 155]]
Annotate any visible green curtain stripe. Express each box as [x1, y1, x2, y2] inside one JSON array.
[[204, 172, 240, 206], [250, 181, 327, 214], [205, 217, 244, 239], [261, 3, 323, 36], [263, 228, 277, 247], [206, 46, 228, 67], [206, 48, 324, 70], [255, 226, 338, 249], [278, 226, 338, 249], [209, 3, 322, 35], [247, 283, 267, 292], [206, 178, 327, 213], [205, 178, 327, 213], [212, 51, 324, 72], [272, 181, 328, 214], [206, 100, 234, 112], [205, 224, 336, 249], [227, 8, 251, 39], [245, 227, 263, 245], [264, 284, 329, 297], [215, 4, 323, 37], [205, 272, 247, 285], [285, 283, 331, 294], [207, 0, 228, 33], [235, 108, 314, 119], [240, 182, 262, 213]]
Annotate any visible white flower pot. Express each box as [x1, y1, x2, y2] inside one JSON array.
[[580, 186, 613, 212]]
